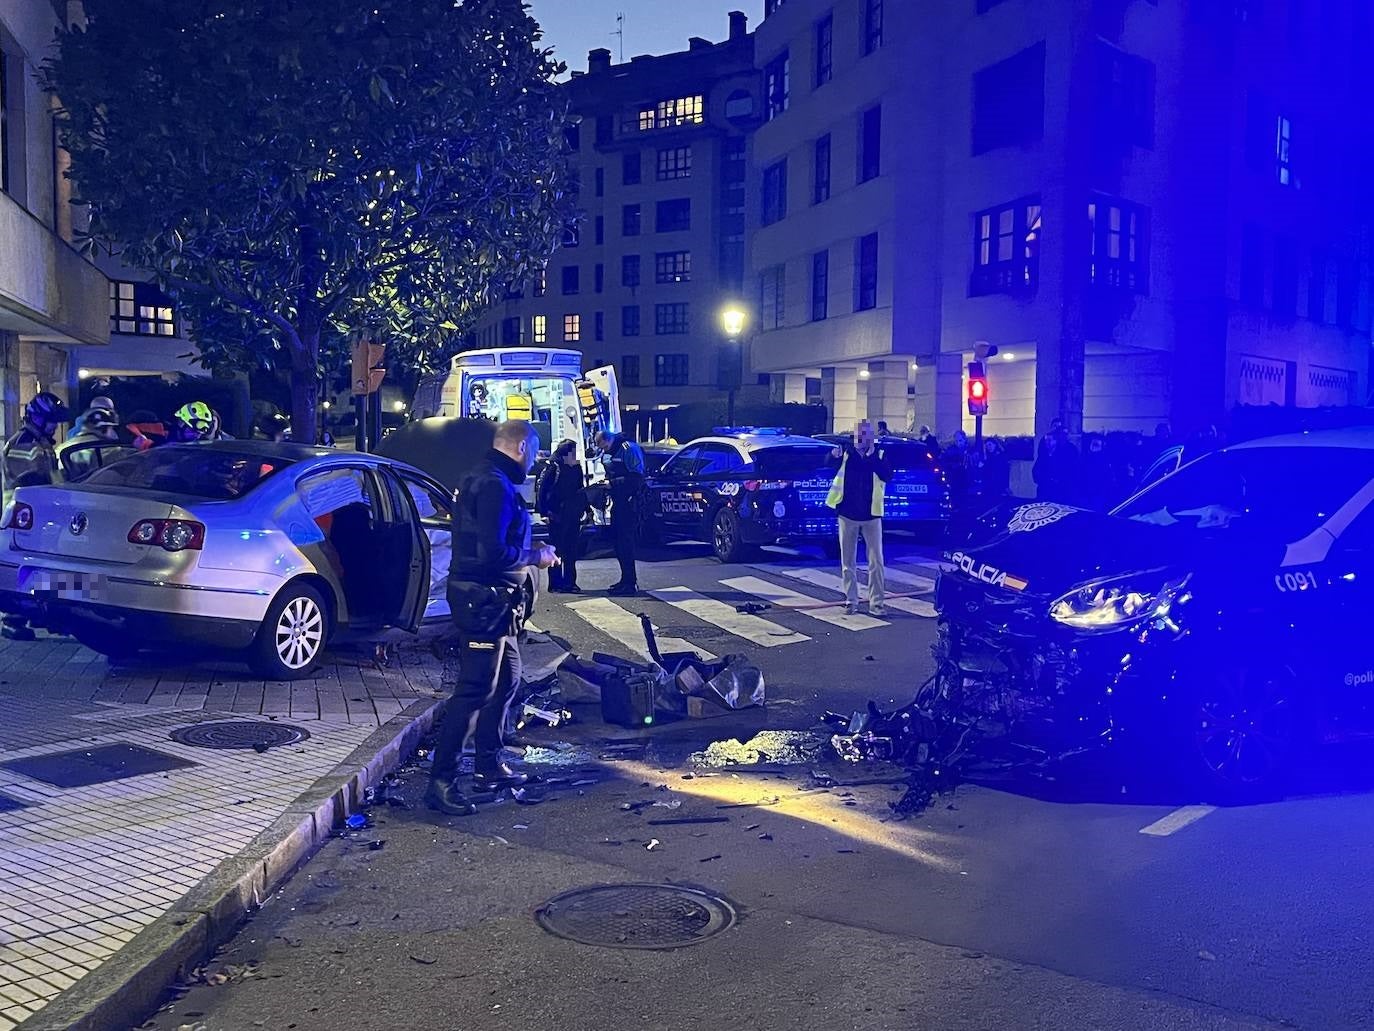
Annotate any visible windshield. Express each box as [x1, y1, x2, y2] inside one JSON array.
[[83, 447, 293, 501], [1114, 445, 1374, 541], [753, 445, 834, 479]]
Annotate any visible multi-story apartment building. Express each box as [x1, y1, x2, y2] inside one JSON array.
[[749, 0, 1374, 436], [2, 1, 201, 434], [0, 0, 107, 432], [470, 12, 761, 424]]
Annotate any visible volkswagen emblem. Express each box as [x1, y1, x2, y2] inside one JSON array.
[[69, 512, 88, 536]]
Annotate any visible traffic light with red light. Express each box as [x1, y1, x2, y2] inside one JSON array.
[[967, 361, 989, 415]]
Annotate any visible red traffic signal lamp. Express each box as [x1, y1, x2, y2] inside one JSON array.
[[967, 361, 989, 415], [351, 340, 387, 396]]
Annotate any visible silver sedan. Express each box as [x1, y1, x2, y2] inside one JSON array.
[[0, 442, 531, 679]]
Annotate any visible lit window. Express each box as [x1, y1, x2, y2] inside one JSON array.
[[633, 95, 705, 132], [563, 314, 581, 343], [109, 280, 177, 337], [532, 315, 547, 343]]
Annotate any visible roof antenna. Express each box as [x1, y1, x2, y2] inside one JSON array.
[[613, 12, 624, 63]]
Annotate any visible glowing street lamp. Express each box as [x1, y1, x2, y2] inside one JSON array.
[[720, 305, 747, 339], [719, 304, 748, 425]]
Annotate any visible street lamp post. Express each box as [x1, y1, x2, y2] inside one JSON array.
[[720, 304, 747, 427]]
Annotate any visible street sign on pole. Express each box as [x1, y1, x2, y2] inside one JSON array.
[[351, 340, 387, 397]]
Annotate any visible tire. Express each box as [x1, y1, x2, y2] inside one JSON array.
[[1177, 663, 1298, 803], [710, 507, 754, 564], [250, 582, 331, 681]]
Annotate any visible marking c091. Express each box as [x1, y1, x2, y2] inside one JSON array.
[[1275, 570, 1319, 592]]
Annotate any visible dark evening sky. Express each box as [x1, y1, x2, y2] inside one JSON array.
[[528, 0, 765, 76]]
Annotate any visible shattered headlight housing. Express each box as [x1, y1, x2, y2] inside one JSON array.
[[1049, 571, 1190, 632]]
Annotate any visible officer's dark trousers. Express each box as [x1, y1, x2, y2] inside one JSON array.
[[611, 494, 638, 587], [430, 630, 522, 782]]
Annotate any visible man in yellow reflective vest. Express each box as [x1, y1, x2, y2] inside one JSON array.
[[826, 419, 893, 616]]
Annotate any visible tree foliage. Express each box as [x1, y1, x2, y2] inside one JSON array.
[[44, 0, 573, 439]]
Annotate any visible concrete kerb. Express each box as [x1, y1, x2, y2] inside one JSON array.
[[20, 695, 446, 1031]]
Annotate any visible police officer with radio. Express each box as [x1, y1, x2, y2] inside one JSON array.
[[426, 420, 558, 816]]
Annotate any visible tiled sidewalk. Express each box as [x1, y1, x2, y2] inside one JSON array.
[[0, 634, 449, 1029]]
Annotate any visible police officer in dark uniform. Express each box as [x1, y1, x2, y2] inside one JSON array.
[[2, 392, 70, 640], [594, 430, 646, 596], [426, 420, 557, 816]]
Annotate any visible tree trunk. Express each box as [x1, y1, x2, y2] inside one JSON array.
[[289, 326, 320, 444]]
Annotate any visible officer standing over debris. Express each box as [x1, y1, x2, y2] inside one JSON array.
[[426, 420, 557, 816], [826, 419, 893, 616], [1, 392, 71, 640], [593, 429, 646, 597]]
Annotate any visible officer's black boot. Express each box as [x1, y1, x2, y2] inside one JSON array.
[[424, 778, 477, 816]]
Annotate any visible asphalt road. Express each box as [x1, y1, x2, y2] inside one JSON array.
[[144, 538, 1374, 1031]]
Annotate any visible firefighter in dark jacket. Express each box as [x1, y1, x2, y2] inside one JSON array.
[[536, 439, 586, 593], [2, 392, 71, 640], [426, 420, 558, 816], [826, 419, 893, 616], [594, 429, 646, 596]]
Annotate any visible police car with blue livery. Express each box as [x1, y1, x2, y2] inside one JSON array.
[[934, 427, 1374, 798], [641, 428, 951, 562]]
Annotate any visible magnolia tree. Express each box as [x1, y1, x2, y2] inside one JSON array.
[[45, 0, 573, 440]]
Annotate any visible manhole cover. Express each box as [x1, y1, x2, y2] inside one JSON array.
[[170, 721, 311, 750], [535, 883, 736, 950], [1, 743, 196, 787]]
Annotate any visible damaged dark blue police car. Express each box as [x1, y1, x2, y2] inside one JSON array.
[[934, 428, 1374, 798]]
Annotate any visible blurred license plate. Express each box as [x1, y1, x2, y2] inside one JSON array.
[[22, 568, 104, 598], [890, 483, 929, 494]]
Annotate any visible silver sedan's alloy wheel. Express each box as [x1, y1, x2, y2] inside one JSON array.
[[275, 595, 324, 670]]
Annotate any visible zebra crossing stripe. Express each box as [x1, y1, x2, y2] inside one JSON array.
[[873, 565, 938, 592], [754, 565, 938, 618], [649, 586, 810, 648], [566, 598, 718, 662], [719, 575, 887, 630]]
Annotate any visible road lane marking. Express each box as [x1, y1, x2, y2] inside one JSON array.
[[876, 566, 938, 592], [719, 575, 887, 630], [752, 565, 938, 618], [1139, 805, 1217, 837], [565, 599, 717, 662], [649, 587, 810, 647]]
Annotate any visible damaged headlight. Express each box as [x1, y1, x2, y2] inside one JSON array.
[[1049, 571, 1190, 632]]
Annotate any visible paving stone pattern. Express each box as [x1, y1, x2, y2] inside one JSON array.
[[0, 633, 452, 1029]]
